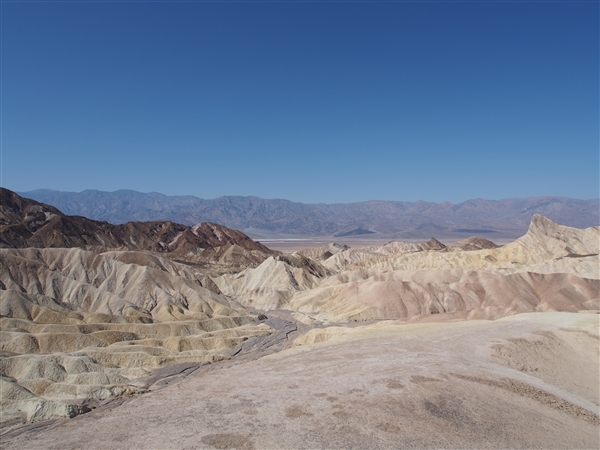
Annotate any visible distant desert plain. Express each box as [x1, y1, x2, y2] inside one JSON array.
[[0, 188, 598, 449]]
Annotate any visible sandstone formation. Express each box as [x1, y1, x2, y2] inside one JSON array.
[[290, 269, 598, 322], [213, 215, 598, 323], [213, 255, 329, 310], [322, 237, 447, 272], [0, 247, 271, 423]]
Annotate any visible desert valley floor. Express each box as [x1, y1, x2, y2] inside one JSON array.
[[0, 189, 598, 449]]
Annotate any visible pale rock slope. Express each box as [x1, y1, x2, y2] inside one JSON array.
[[100, 250, 222, 294], [289, 269, 598, 322], [294, 242, 349, 261], [0, 247, 249, 321], [358, 215, 599, 278], [323, 238, 446, 272], [213, 254, 329, 309], [217, 215, 598, 323], [4, 312, 599, 449], [0, 248, 271, 424]]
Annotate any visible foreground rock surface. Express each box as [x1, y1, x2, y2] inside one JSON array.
[[2, 312, 598, 449]]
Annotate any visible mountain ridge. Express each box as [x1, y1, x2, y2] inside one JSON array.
[[18, 188, 599, 239], [0, 188, 273, 263]]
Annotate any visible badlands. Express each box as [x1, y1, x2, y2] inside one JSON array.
[[0, 188, 599, 449]]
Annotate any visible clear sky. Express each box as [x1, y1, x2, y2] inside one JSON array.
[[2, 1, 598, 203]]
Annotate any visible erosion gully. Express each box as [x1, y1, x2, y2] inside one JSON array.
[[0, 309, 314, 440]]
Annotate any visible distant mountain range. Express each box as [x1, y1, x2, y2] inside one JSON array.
[[17, 189, 600, 240]]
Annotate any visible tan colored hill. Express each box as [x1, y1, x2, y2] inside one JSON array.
[[213, 255, 330, 309], [289, 269, 598, 322], [0, 247, 271, 424], [334, 215, 599, 277], [1, 211, 598, 432], [0, 248, 257, 322], [99, 250, 222, 294], [216, 215, 599, 322]]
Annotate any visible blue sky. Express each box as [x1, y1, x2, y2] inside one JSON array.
[[2, 1, 598, 203]]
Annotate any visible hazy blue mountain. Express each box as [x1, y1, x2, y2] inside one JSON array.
[[18, 189, 599, 239]]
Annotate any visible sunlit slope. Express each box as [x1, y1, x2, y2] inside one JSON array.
[[215, 215, 599, 321], [6, 312, 598, 449], [289, 269, 598, 322], [0, 248, 271, 423], [213, 254, 330, 309], [334, 215, 598, 277]]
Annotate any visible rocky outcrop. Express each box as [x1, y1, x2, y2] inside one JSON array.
[[217, 215, 599, 322], [349, 215, 600, 278], [294, 243, 350, 261], [0, 188, 274, 265], [214, 255, 330, 310], [322, 238, 447, 272], [445, 236, 499, 251]]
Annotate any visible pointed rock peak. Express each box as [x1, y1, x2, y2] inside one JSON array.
[[424, 238, 446, 250], [447, 236, 499, 251], [530, 213, 558, 227], [330, 243, 351, 251], [528, 214, 560, 236], [260, 256, 280, 266], [521, 214, 599, 256]]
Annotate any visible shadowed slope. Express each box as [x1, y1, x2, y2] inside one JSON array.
[[0, 189, 273, 264]]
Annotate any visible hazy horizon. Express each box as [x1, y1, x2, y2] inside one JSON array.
[[15, 186, 600, 204]]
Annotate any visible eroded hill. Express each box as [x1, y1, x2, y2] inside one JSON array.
[[0, 188, 273, 269]]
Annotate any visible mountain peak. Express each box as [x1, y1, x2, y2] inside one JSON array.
[[523, 213, 599, 257], [0, 189, 273, 261]]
